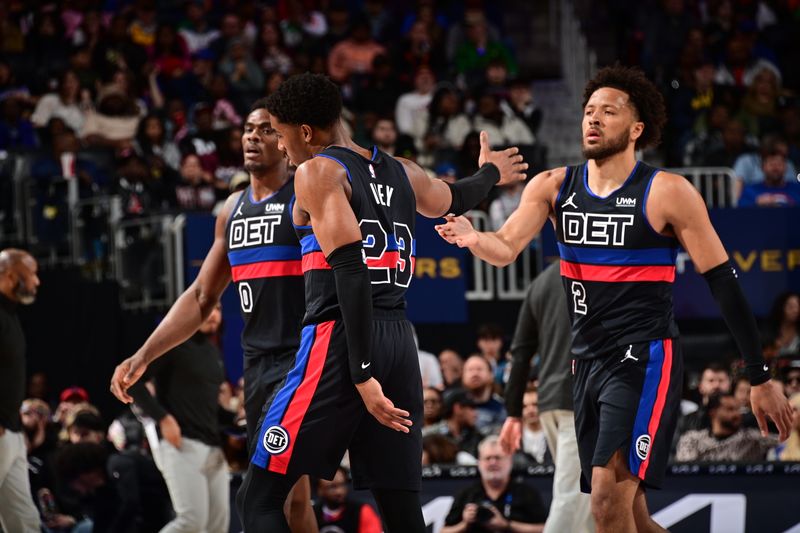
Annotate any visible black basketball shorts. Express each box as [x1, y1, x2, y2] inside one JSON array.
[[573, 338, 683, 492], [250, 314, 423, 491], [243, 350, 296, 449]]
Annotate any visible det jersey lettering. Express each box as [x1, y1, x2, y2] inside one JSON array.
[[228, 215, 282, 249], [562, 212, 634, 246]]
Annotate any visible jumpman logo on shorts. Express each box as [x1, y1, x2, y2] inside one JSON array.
[[562, 192, 578, 209], [621, 345, 639, 363]]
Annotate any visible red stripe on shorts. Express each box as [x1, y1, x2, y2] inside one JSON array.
[[638, 339, 673, 478], [268, 321, 334, 474]]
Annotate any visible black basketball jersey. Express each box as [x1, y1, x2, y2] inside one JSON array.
[[553, 161, 680, 359], [294, 146, 417, 325], [225, 180, 305, 363]]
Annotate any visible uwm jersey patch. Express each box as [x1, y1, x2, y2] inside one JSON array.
[[294, 146, 416, 325], [225, 181, 305, 360], [554, 162, 680, 359]]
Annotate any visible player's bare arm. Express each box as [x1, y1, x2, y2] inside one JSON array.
[[650, 171, 794, 440], [294, 158, 413, 433], [109, 192, 238, 403], [398, 130, 529, 218], [436, 167, 565, 267]]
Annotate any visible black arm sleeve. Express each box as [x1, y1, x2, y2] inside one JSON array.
[[128, 358, 169, 421], [703, 260, 770, 385], [506, 285, 540, 417], [445, 163, 500, 215], [327, 241, 373, 384]]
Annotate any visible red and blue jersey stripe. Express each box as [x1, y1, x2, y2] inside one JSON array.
[[227, 245, 302, 281], [558, 243, 677, 283], [251, 321, 334, 474], [628, 339, 674, 479]]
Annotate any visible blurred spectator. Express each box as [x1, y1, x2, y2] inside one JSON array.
[[26, 372, 49, 402], [476, 323, 506, 383], [134, 113, 181, 176], [414, 85, 471, 163], [423, 387, 444, 428], [766, 291, 800, 356], [255, 21, 292, 76], [395, 21, 445, 80], [20, 398, 58, 502], [423, 388, 482, 460], [422, 434, 462, 465], [714, 32, 781, 89], [0, 95, 37, 150], [214, 126, 245, 187], [31, 69, 87, 134], [327, 17, 387, 84], [677, 362, 731, 437], [462, 355, 507, 432], [81, 85, 141, 151], [129, 1, 158, 48], [440, 349, 464, 389], [314, 467, 382, 533], [640, 0, 695, 86], [278, 0, 328, 51], [395, 67, 436, 137], [116, 152, 170, 216], [782, 363, 800, 398], [54, 441, 171, 533], [676, 392, 778, 462], [355, 54, 403, 118], [701, 116, 752, 167], [732, 374, 759, 429], [518, 387, 550, 467], [179, 102, 219, 171], [441, 435, 547, 533], [505, 78, 543, 139], [733, 134, 797, 189], [770, 393, 800, 461], [489, 182, 524, 231], [739, 67, 782, 138], [178, 1, 220, 55], [53, 387, 91, 426], [207, 74, 242, 130], [175, 153, 219, 212], [66, 410, 106, 445], [454, 12, 517, 90], [92, 15, 148, 82], [456, 131, 483, 183], [737, 141, 800, 207], [415, 328, 444, 389], [218, 38, 264, 113], [472, 93, 535, 148]]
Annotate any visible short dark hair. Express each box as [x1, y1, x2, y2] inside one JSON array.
[[582, 65, 666, 151], [759, 134, 788, 159], [264, 73, 342, 129], [703, 362, 729, 375], [707, 391, 736, 412], [477, 323, 503, 340], [249, 97, 269, 112]]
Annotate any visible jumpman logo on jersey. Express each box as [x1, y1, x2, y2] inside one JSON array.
[[234, 202, 244, 218], [621, 345, 639, 363], [562, 192, 578, 209]]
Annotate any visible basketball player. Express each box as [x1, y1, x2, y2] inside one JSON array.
[[435, 65, 792, 533], [110, 100, 317, 532], [235, 73, 527, 532]]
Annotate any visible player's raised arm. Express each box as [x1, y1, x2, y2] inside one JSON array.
[[435, 167, 565, 267], [398, 131, 528, 218], [652, 170, 793, 440], [109, 193, 236, 403], [293, 158, 412, 433]]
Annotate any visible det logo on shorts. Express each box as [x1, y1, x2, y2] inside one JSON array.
[[635, 434, 651, 461], [263, 425, 290, 454]]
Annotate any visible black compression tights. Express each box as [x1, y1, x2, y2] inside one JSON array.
[[236, 465, 426, 533], [236, 464, 298, 533], [372, 488, 427, 533]]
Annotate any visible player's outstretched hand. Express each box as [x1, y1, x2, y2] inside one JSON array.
[[355, 378, 412, 433], [751, 379, 794, 440], [435, 214, 479, 248], [498, 416, 523, 454], [109, 354, 148, 404], [477, 130, 528, 186]]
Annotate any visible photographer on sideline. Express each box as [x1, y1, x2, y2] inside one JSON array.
[[441, 435, 547, 533]]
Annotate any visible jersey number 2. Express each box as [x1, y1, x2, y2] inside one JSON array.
[[359, 219, 414, 287], [571, 281, 587, 315]]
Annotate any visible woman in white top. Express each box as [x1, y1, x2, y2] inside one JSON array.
[[31, 70, 88, 133]]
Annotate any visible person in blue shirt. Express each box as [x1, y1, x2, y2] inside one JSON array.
[[738, 141, 800, 207]]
